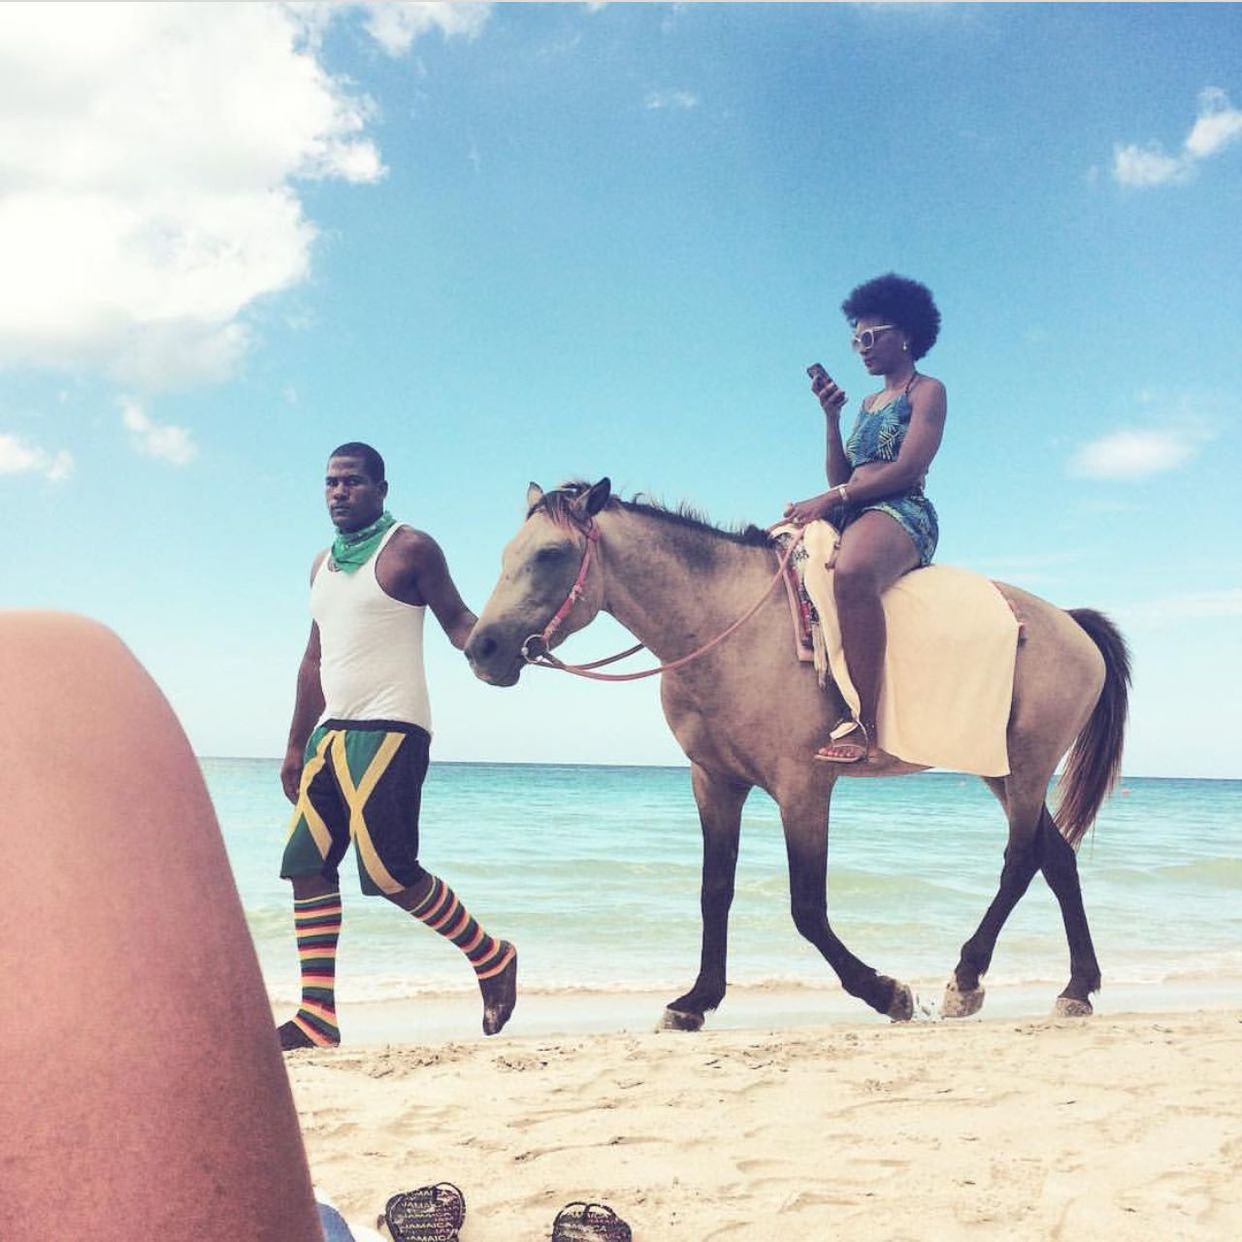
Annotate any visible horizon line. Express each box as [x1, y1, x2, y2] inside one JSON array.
[[194, 757, 1240, 783]]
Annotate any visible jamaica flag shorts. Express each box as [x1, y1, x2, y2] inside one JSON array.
[[281, 719, 430, 896]]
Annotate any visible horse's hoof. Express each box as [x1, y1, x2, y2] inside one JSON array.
[[658, 1007, 705, 1032], [885, 982, 915, 1023], [941, 980, 986, 1019], [1053, 996, 1093, 1018]]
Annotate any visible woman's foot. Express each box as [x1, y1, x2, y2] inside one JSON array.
[[814, 721, 872, 764], [814, 738, 868, 763]]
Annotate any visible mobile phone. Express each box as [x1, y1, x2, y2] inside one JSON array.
[[806, 363, 828, 381]]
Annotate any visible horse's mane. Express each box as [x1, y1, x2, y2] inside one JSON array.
[[531, 481, 774, 549]]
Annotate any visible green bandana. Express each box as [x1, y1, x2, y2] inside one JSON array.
[[331, 510, 396, 574]]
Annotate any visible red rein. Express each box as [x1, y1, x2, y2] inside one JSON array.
[[520, 523, 805, 683]]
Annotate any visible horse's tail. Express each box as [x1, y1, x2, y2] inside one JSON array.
[[1054, 608, 1132, 847]]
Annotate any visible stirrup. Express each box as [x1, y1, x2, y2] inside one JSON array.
[[814, 719, 870, 763]]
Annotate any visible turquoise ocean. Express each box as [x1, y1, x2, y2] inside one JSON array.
[[207, 760, 1241, 1032]]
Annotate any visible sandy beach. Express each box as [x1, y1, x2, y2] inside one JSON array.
[[288, 1003, 1242, 1241]]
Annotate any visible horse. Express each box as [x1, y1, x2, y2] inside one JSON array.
[[464, 478, 1130, 1030]]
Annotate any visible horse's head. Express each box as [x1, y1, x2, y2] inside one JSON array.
[[466, 477, 612, 686]]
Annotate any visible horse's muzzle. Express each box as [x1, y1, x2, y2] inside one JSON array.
[[464, 626, 524, 687]]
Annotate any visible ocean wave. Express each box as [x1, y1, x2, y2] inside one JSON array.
[[261, 958, 1242, 1008]]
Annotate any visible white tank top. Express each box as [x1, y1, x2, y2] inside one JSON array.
[[310, 523, 433, 731]]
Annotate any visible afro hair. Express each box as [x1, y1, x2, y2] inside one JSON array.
[[841, 273, 941, 361]]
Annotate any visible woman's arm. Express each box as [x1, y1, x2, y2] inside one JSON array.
[[825, 414, 851, 488], [785, 368, 853, 523], [839, 377, 947, 506], [810, 366, 853, 487]]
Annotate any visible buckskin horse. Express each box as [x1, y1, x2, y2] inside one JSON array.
[[465, 479, 1129, 1029]]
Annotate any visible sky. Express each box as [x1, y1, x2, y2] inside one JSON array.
[[2, 2, 1239, 779]]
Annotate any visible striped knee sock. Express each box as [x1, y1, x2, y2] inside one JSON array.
[[287, 891, 342, 1047], [409, 876, 514, 979]]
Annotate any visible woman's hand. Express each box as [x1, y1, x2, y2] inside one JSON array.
[[809, 366, 848, 418], [783, 492, 836, 526]]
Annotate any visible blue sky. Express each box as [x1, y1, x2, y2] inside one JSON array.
[[2, 2, 1239, 778]]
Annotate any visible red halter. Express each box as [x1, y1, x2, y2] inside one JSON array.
[[519, 523, 606, 664]]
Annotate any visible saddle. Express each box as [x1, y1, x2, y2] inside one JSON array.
[[774, 521, 1020, 777]]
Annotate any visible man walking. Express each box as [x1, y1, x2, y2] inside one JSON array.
[[277, 442, 516, 1050]]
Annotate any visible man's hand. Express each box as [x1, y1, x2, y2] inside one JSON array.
[[280, 746, 304, 805]]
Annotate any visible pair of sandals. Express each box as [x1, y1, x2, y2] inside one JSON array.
[[381, 1184, 631, 1242], [814, 719, 872, 764]]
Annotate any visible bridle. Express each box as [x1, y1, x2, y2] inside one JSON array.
[[519, 518, 805, 682], [519, 524, 617, 666]]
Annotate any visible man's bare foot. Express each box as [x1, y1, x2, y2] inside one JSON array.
[[479, 943, 518, 1036]]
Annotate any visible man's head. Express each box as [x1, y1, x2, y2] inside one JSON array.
[[325, 442, 388, 533]]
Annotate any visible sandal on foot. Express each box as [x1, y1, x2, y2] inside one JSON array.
[[814, 720, 870, 764], [383, 1183, 465, 1242], [551, 1201, 633, 1242]]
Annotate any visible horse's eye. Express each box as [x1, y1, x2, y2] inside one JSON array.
[[535, 545, 567, 564]]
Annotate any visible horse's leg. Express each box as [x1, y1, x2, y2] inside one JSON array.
[[942, 775, 1042, 1018], [782, 785, 914, 1021], [660, 764, 751, 1032], [1037, 806, 1102, 1016]]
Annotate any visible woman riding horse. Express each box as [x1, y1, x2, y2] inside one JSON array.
[[785, 273, 946, 766]]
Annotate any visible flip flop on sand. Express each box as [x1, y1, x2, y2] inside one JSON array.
[[551, 1201, 633, 1242], [382, 1183, 465, 1242]]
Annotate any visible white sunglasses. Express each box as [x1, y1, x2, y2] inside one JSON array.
[[850, 324, 897, 352]]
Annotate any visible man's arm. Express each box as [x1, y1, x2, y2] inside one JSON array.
[[281, 620, 324, 803], [380, 528, 477, 649], [415, 531, 478, 649], [281, 550, 328, 802]]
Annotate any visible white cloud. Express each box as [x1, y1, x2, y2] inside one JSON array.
[[971, 548, 1088, 588], [359, 2, 490, 57], [0, 2, 487, 394], [1110, 143, 1189, 189], [1111, 86, 1242, 187], [1184, 86, 1242, 159], [120, 397, 197, 466], [1120, 588, 1242, 627], [0, 433, 74, 482], [1067, 428, 1199, 480], [645, 89, 700, 112]]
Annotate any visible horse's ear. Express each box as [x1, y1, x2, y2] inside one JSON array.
[[584, 477, 611, 516], [526, 483, 544, 510]]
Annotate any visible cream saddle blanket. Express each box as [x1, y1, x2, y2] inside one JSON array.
[[776, 520, 1020, 777]]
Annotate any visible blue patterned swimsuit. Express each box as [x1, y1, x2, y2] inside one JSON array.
[[842, 382, 939, 566]]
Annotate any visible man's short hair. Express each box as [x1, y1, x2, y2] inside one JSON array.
[[329, 442, 385, 483]]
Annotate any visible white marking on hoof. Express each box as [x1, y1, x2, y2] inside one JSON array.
[[886, 983, 914, 1023], [658, 1008, 705, 1032], [941, 980, 986, 1019], [1053, 996, 1093, 1018]]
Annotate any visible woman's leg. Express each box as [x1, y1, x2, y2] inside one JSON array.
[[0, 612, 323, 1242], [818, 512, 920, 762]]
